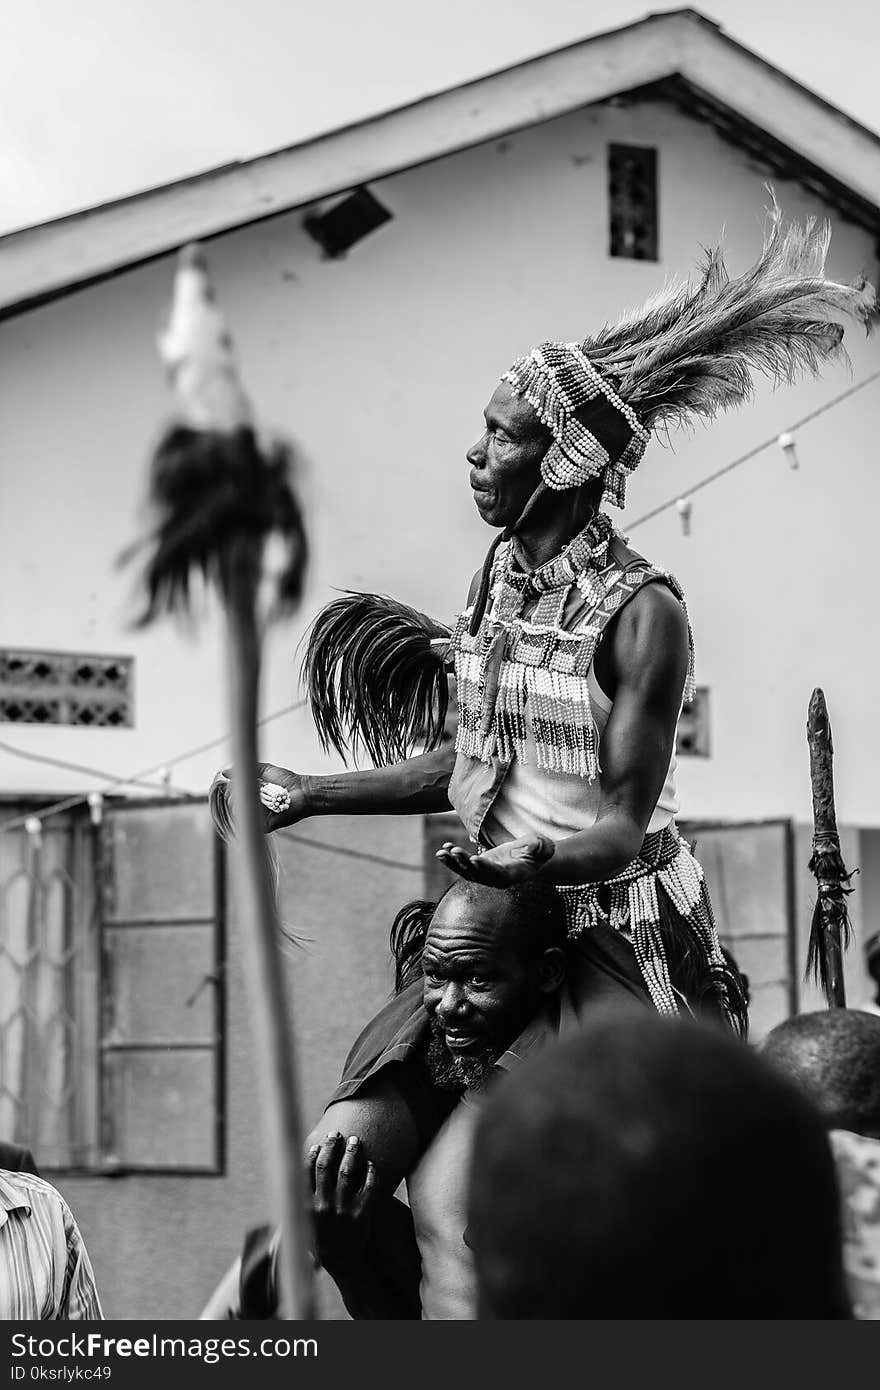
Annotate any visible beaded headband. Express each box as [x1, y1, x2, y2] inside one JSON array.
[[503, 342, 650, 508]]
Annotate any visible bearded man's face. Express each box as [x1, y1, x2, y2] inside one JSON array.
[[420, 885, 549, 1093], [424, 1017, 499, 1092]]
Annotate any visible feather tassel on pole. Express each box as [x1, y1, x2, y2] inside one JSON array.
[[805, 687, 854, 1007], [124, 245, 314, 1318]]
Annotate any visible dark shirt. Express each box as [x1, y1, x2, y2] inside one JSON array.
[[0, 1141, 39, 1175]]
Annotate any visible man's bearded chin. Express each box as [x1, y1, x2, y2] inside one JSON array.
[[424, 1019, 499, 1093]]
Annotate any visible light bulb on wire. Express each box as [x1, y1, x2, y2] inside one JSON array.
[[24, 816, 43, 844], [778, 431, 799, 469]]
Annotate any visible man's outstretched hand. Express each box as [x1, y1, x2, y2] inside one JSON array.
[[435, 834, 555, 887], [308, 1133, 376, 1280], [209, 762, 309, 835]]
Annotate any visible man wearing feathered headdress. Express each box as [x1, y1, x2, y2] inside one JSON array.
[[213, 195, 873, 1092]]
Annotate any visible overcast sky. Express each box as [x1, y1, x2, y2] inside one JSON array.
[[1, 0, 878, 236]]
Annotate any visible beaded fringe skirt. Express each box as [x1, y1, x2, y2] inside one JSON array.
[[558, 824, 734, 1023]]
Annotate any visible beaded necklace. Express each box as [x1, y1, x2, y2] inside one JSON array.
[[499, 510, 616, 611], [451, 511, 694, 780]]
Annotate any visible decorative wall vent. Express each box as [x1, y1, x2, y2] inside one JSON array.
[[0, 648, 133, 727], [608, 144, 658, 261]]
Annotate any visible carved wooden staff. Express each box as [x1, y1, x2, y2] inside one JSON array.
[[806, 687, 853, 1007], [124, 246, 314, 1316]]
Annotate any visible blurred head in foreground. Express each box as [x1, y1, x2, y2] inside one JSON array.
[[467, 1009, 850, 1318], [761, 1008, 880, 1140], [761, 1007, 880, 1321]]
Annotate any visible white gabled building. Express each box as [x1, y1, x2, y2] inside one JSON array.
[[1, 9, 878, 1315]]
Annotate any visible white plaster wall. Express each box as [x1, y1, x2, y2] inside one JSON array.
[[1, 98, 878, 830]]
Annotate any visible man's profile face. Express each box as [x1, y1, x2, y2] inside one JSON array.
[[421, 886, 547, 1089], [466, 382, 550, 530]]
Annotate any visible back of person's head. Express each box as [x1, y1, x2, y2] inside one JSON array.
[[467, 1009, 850, 1318], [390, 877, 566, 993], [761, 1008, 880, 1139]]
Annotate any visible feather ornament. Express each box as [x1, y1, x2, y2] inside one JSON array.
[[157, 243, 253, 433], [584, 192, 875, 433], [123, 425, 307, 624], [301, 593, 452, 767], [122, 243, 307, 622]]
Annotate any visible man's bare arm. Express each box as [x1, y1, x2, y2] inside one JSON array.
[[306, 1087, 425, 1319], [201, 1080, 425, 1321], [301, 743, 455, 820], [545, 581, 689, 878], [212, 741, 456, 834]]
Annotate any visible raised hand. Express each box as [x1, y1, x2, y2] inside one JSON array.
[[435, 833, 556, 887], [209, 761, 310, 837]]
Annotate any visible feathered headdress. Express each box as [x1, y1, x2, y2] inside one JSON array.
[[303, 196, 876, 768], [505, 191, 876, 507]]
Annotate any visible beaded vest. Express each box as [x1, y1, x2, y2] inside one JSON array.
[[450, 514, 695, 782]]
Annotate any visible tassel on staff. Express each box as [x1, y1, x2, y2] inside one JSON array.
[[123, 244, 314, 1318], [805, 687, 855, 1007]]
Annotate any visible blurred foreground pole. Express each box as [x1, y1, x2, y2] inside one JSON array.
[[129, 246, 313, 1316]]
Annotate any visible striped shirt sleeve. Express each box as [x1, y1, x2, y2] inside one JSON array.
[[58, 1197, 104, 1320]]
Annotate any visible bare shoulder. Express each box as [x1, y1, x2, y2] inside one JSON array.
[[620, 579, 688, 644], [607, 538, 687, 642], [604, 580, 689, 697]]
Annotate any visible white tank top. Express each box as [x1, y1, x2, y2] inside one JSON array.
[[483, 665, 678, 846]]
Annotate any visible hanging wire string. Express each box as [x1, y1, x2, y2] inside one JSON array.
[[0, 737, 183, 796], [0, 698, 309, 834], [626, 368, 880, 531], [278, 828, 424, 873]]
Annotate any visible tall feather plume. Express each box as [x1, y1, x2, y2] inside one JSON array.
[[584, 191, 875, 432], [301, 593, 452, 767]]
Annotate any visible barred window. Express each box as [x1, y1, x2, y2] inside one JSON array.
[[0, 808, 99, 1168], [0, 648, 133, 727], [608, 144, 658, 261], [0, 797, 224, 1173]]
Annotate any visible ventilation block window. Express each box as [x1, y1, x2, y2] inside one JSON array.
[[0, 648, 133, 727], [608, 144, 658, 261]]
